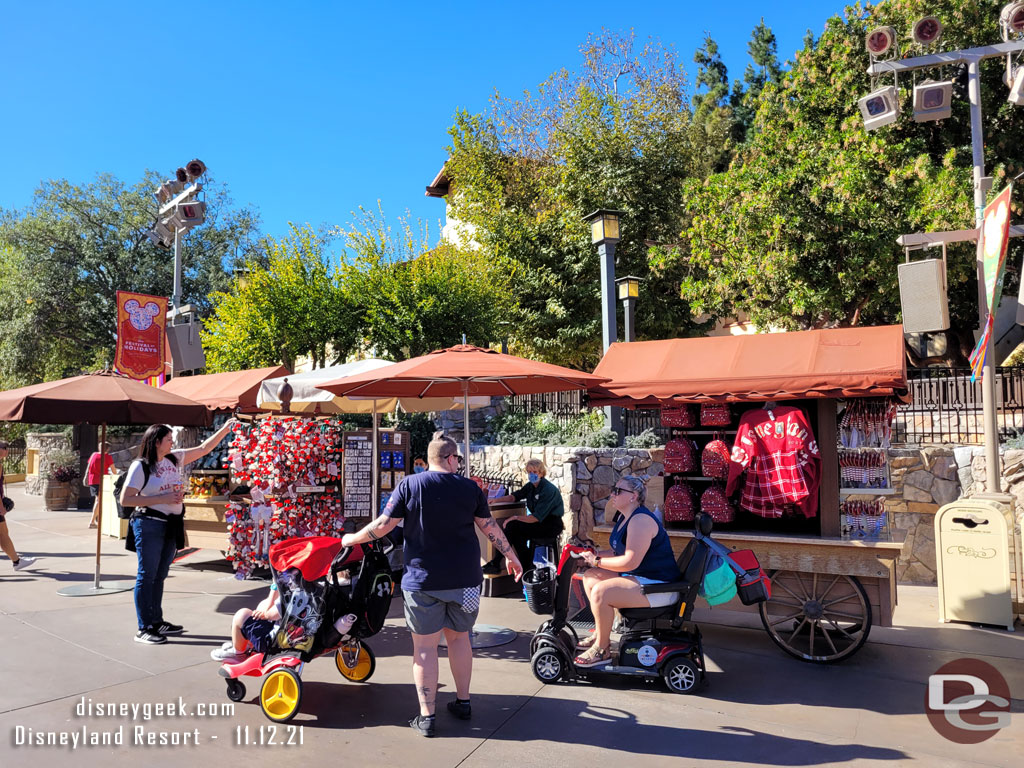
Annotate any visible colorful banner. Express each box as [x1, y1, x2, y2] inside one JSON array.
[[969, 184, 1014, 382], [114, 291, 168, 380]]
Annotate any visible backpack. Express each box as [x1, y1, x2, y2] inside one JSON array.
[[113, 461, 150, 519], [346, 545, 395, 639]]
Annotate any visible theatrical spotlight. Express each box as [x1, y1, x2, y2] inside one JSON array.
[[1001, 2, 1024, 39], [859, 86, 900, 130], [866, 26, 897, 56], [913, 80, 953, 121], [912, 16, 943, 46], [1009, 66, 1024, 105]]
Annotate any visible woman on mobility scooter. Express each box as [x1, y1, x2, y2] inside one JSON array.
[[574, 475, 681, 668]]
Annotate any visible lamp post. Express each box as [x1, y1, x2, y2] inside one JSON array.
[[864, 7, 1024, 494], [583, 208, 624, 438], [616, 275, 642, 342]]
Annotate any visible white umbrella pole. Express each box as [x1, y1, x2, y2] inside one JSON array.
[[93, 423, 106, 589], [463, 382, 471, 478], [372, 401, 380, 514]]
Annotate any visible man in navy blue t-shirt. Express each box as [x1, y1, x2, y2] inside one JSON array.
[[342, 434, 522, 737]]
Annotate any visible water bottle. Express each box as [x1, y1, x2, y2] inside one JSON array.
[[333, 613, 357, 635], [652, 505, 663, 524]]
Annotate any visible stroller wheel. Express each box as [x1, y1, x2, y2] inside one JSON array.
[[225, 679, 246, 702], [661, 656, 700, 694], [530, 648, 566, 684], [260, 668, 302, 722], [336, 641, 376, 682]]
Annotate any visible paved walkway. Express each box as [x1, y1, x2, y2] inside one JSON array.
[[0, 482, 1021, 767]]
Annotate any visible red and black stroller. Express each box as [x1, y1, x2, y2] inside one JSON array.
[[217, 535, 394, 722]]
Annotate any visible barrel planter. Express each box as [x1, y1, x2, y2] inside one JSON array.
[[43, 480, 71, 510]]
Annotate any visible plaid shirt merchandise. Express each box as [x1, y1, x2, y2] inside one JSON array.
[[725, 406, 821, 519]]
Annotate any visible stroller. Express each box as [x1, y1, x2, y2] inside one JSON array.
[[218, 535, 394, 722]]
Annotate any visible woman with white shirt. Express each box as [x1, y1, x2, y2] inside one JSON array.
[[120, 421, 235, 645]]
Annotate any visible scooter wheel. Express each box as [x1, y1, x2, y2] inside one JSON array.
[[661, 656, 700, 694], [225, 679, 246, 702], [530, 647, 566, 684]]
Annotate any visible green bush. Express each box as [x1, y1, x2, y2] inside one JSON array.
[[624, 428, 663, 449], [43, 449, 80, 482], [486, 410, 620, 447]]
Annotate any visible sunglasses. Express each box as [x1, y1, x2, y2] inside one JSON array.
[[611, 486, 635, 496]]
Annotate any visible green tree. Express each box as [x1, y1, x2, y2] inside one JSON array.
[[0, 173, 259, 387], [202, 225, 360, 372], [730, 20, 783, 141], [691, 34, 738, 173], [340, 207, 516, 360], [657, 0, 1024, 363], [445, 30, 703, 370]]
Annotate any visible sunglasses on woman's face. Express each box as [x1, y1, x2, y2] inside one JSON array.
[[611, 486, 635, 496]]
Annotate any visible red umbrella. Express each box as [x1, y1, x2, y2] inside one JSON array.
[[317, 345, 607, 475], [0, 371, 211, 595]]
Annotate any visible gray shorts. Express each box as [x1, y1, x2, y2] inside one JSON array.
[[403, 586, 481, 635]]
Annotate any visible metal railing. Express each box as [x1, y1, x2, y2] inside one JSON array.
[[504, 390, 589, 427], [1, 446, 26, 475], [622, 409, 671, 442], [894, 366, 1024, 445]]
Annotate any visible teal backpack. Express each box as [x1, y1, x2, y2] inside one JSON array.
[[700, 551, 738, 606]]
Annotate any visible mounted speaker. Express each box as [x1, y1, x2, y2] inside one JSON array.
[[167, 317, 206, 373], [899, 258, 950, 333]]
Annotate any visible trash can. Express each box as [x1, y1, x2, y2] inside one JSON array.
[[935, 498, 1015, 631]]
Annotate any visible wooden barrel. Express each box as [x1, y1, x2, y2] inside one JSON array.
[[43, 481, 70, 510]]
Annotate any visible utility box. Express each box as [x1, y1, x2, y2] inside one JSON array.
[[935, 498, 1015, 631]]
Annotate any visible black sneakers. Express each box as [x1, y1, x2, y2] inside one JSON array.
[[447, 699, 472, 720], [156, 621, 184, 635], [134, 627, 167, 645], [408, 715, 435, 737]]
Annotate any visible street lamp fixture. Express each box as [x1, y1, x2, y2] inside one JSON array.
[[583, 207, 625, 439], [584, 209, 622, 245], [616, 276, 642, 343]]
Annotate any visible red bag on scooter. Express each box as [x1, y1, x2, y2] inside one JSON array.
[[730, 549, 771, 605]]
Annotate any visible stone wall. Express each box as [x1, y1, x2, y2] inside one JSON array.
[[886, 447, 962, 585], [24, 433, 75, 495], [467, 445, 661, 543]]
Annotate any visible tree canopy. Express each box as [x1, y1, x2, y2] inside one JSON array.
[[658, 0, 1024, 362], [0, 172, 259, 386]]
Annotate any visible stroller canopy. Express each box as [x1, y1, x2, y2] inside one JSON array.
[[269, 536, 362, 582]]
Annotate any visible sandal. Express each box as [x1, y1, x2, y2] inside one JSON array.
[[576, 633, 598, 650], [574, 645, 612, 668]]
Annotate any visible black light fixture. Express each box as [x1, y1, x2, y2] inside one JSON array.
[[615, 276, 642, 343], [583, 209, 623, 245]]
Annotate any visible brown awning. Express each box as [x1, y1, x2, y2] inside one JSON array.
[[589, 326, 908, 406], [161, 366, 290, 412]]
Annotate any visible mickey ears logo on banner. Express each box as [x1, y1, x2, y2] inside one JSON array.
[[124, 299, 161, 331]]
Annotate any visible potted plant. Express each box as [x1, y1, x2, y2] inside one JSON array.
[[42, 450, 80, 510]]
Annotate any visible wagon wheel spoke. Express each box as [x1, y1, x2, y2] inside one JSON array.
[[811, 573, 819, 601], [822, 593, 860, 608], [767, 598, 804, 609], [808, 621, 816, 657], [788, 617, 809, 642], [774, 580, 805, 603], [826, 609, 865, 621], [824, 616, 856, 640], [792, 572, 811, 601], [817, 575, 842, 602], [819, 622, 839, 655], [767, 610, 805, 627]]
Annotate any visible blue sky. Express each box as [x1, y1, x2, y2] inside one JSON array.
[[0, 1, 849, 247]]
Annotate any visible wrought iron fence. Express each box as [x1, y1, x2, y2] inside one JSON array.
[[504, 390, 589, 428], [622, 409, 671, 442], [2, 446, 26, 475], [894, 366, 1024, 445]]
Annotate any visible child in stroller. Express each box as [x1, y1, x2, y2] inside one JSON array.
[[217, 535, 394, 722]]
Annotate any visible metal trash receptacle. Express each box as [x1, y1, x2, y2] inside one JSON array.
[[935, 499, 1015, 631]]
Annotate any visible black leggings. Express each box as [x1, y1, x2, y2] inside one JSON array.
[[502, 515, 564, 569]]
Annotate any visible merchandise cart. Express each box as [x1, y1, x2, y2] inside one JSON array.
[[588, 325, 911, 663]]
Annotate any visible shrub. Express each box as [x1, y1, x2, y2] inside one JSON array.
[[43, 450, 80, 483], [486, 410, 620, 447], [624, 428, 663, 449]]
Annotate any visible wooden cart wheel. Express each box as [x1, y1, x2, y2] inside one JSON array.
[[758, 570, 872, 664]]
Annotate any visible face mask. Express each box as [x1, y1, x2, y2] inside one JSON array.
[[528, 472, 539, 483], [413, 465, 426, 474]]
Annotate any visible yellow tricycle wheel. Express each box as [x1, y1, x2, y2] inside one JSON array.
[[260, 668, 302, 722], [336, 641, 376, 682]]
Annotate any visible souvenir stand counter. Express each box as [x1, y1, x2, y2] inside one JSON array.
[[589, 325, 911, 662]]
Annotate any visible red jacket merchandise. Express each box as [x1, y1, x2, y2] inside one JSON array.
[[725, 405, 821, 519]]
